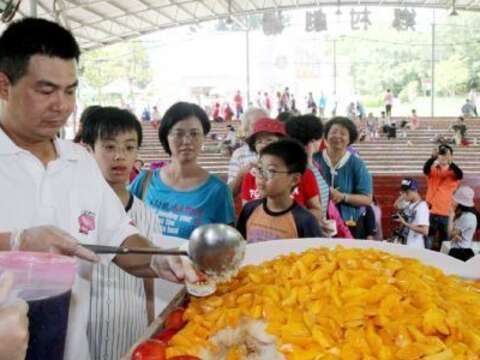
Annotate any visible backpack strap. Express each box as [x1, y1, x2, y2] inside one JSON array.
[[140, 170, 153, 201]]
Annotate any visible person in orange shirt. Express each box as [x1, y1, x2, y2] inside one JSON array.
[[423, 144, 463, 250]]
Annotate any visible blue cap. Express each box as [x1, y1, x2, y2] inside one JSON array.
[[400, 178, 418, 191]]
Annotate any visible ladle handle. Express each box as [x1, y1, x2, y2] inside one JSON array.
[[82, 244, 188, 256]]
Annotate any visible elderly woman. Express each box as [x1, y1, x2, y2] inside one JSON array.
[[130, 102, 235, 239], [313, 117, 372, 238], [227, 107, 268, 197]]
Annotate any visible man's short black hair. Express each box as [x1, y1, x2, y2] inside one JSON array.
[[80, 106, 143, 148], [438, 144, 453, 155], [0, 18, 81, 85], [285, 115, 323, 146], [324, 116, 358, 145], [159, 102, 211, 155], [260, 139, 307, 175]]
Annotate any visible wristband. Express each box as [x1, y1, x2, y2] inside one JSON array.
[[9, 229, 24, 250], [343, 194, 348, 203]]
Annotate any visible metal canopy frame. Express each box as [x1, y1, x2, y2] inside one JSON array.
[[12, 0, 480, 49]]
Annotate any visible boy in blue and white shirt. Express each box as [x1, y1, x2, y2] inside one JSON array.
[[81, 106, 163, 360]]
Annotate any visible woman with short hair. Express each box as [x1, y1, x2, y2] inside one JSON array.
[[313, 117, 373, 238], [130, 102, 235, 239]]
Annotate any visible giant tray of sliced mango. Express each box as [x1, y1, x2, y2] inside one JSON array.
[[150, 239, 480, 359]]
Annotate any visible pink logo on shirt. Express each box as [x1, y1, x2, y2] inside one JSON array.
[[78, 211, 96, 235]]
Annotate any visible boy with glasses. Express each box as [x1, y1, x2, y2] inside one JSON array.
[[80, 106, 163, 359], [237, 139, 322, 242]]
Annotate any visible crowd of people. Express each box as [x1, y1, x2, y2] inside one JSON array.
[[0, 17, 479, 360]]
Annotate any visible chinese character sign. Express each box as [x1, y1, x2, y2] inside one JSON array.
[[301, 7, 419, 32], [350, 7, 372, 31], [306, 9, 327, 32], [263, 10, 284, 35], [392, 8, 416, 31]]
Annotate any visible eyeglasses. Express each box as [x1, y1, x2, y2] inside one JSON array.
[[252, 166, 292, 181], [168, 130, 203, 141], [255, 137, 278, 147], [101, 143, 138, 155]]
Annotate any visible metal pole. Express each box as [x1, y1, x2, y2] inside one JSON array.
[[245, 29, 251, 106], [431, 17, 436, 118], [30, 0, 38, 17], [333, 39, 337, 95]]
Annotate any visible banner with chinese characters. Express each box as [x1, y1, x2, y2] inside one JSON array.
[[304, 7, 417, 32]]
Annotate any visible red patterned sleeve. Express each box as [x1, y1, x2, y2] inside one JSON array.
[[301, 168, 320, 201], [241, 172, 256, 201]]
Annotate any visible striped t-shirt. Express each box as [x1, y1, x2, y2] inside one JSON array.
[[227, 144, 257, 184], [88, 195, 162, 360], [309, 164, 329, 219]]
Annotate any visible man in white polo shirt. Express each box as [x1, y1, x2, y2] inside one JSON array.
[[0, 18, 196, 359]]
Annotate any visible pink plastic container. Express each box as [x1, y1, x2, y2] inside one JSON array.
[[0, 251, 76, 360]]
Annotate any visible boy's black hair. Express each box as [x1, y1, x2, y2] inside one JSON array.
[[285, 115, 323, 146], [159, 102, 211, 155], [0, 18, 80, 85], [80, 106, 143, 148], [324, 116, 358, 145], [260, 139, 307, 175], [79, 105, 102, 126], [277, 111, 292, 123], [73, 105, 102, 143]]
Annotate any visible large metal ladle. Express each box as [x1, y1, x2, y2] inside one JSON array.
[[83, 224, 246, 276]]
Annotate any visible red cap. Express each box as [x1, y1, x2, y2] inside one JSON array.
[[250, 117, 286, 137]]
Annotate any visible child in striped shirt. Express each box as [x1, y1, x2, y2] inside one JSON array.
[[81, 106, 163, 360]]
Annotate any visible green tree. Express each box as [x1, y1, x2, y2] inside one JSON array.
[[324, 12, 480, 100], [436, 55, 469, 96], [81, 41, 153, 103]]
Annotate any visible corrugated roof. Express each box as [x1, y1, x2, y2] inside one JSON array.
[[5, 0, 477, 50]]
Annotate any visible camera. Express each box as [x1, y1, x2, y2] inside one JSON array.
[[390, 211, 409, 244], [438, 144, 452, 156], [391, 212, 407, 222]]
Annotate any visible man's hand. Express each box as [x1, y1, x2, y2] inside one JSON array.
[[150, 255, 199, 283], [17, 226, 98, 262], [0, 272, 29, 360], [431, 148, 439, 158]]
